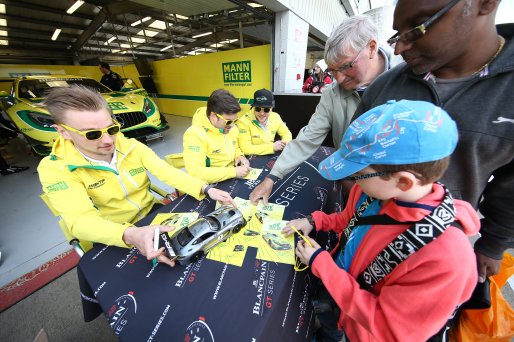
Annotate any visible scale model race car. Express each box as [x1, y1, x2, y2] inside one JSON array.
[[165, 206, 247, 266], [0, 75, 169, 155], [262, 233, 292, 250]]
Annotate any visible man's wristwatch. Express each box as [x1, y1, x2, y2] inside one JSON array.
[[203, 184, 214, 196], [306, 214, 316, 229]]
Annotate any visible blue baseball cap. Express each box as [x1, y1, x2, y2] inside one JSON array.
[[318, 100, 458, 180]]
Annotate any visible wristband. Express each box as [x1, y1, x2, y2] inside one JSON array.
[[306, 214, 316, 229], [266, 174, 281, 184], [203, 185, 214, 196]]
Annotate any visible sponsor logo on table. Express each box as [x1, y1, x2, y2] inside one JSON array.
[[314, 186, 328, 208], [274, 175, 310, 207], [115, 248, 138, 269], [184, 317, 214, 342], [252, 260, 275, 315], [108, 292, 137, 335], [175, 257, 203, 288], [147, 304, 171, 341]]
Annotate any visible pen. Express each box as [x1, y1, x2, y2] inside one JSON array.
[[152, 227, 159, 267], [291, 225, 313, 247]]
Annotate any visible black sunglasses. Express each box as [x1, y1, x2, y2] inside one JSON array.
[[387, 0, 461, 46], [254, 107, 271, 113], [343, 171, 388, 181]]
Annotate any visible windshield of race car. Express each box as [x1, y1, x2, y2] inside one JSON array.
[[17, 78, 112, 99]]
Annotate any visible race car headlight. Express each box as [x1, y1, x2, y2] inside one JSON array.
[[27, 111, 55, 128], [143, 98, 155, 115]]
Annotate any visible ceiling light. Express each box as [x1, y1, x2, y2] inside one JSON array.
[[51, 28, 62, 41], [192, 32, 212, 39], [160, 44, 174, 52], [248, 3, 263, 8], [149, 20, 166, 30], [136, 29, 159, 37], [66, 0, 84, 14], [0, 40, 7, 45], [103, 36, 116, 45], [131, 16, 151, 27], [0, 19, 6, 26], [131, 37, 145, 44], [120, 43, 131, 48], [175, 14, 188, 20], [0, 4, 5, 14], [0, 30, 7, 36]]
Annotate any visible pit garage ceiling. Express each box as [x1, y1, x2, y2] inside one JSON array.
[[0, 0, 325, 65]]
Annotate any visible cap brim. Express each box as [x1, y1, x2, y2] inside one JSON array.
[[318, 151, 368, 181]]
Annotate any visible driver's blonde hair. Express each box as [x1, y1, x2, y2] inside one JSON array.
[[43, 85, 111, 124]]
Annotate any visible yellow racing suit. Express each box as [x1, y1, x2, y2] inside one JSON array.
[[38, 134, 206, 248], [236, 110, 292, 155], [183, 107, 244, 183]]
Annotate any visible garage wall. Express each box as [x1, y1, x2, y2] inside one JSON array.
[[0, 45, 271, 118], [151, 45, 271, 117]]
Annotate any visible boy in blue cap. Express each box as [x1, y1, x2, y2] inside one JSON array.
[[283, 100, 480, 341]]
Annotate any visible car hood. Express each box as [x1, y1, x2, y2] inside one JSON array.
[[16, 92, 146, 113]]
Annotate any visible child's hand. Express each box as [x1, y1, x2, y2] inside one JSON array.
[[295, 237, 320, 265], [282, 218, 313, 237]]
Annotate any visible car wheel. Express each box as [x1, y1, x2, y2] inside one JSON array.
[[191, 251, 204, 263], [232, 225, 242, 234]]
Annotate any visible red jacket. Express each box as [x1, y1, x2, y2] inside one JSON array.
[[302, 74, 332, 92], [311, 183, 480, 341]]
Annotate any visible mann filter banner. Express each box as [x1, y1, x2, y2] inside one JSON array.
[[152, 45, 271, 117], [222, 60, 252, 83], [78, 147, 342, 341]]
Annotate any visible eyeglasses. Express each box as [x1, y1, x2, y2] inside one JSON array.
[[326, 48, 365, 75], [343, 171, 388, 181], [254, 107, 271, 113], [215, 113, 238, 126], [387, 0, 461, 47], [60, 121, 121, 141]]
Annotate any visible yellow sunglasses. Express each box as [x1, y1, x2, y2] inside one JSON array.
[[215, 113, 238, 126], [60, 121, 121, 141]]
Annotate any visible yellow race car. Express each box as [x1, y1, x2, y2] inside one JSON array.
[[0, 75, 168, 155]]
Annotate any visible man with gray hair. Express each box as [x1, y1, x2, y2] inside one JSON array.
[[250, 15, 392, 204], [38, 85, 236, 267]]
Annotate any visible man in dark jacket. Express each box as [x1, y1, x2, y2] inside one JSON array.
[[353, 0, 514, 282], [99, 62, 124, 91]]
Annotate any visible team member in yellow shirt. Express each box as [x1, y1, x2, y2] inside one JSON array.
[[237, 89, 292, 155], [183, 89, 251, 183], [38, 85, 235, 267]]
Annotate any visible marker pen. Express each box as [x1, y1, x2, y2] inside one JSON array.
[[152, 227, 159, 267]]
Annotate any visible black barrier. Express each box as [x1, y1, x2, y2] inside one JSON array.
[[78, 147, 342, 341]]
